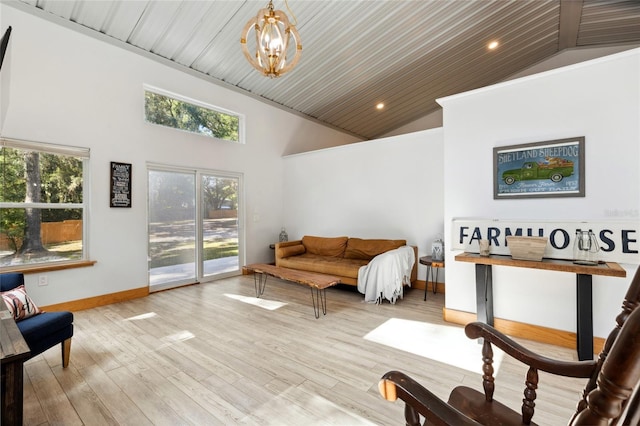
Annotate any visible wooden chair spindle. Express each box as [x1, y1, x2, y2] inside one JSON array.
[[522, 366, 538, 425], [481, 339, 494, 402]]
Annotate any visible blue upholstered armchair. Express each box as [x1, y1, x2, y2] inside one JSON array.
[[0, 273, 73, 368]]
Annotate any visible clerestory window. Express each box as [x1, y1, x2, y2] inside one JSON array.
[[0, 138, 89, 268], [144, 86, 243, 144]]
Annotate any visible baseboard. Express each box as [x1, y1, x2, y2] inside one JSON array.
[[39, 286, 149, 312], [414, 279, 445, 294], [443, 307, 605, 354]]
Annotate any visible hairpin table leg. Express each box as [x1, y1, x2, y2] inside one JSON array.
[[254, 273, 267, 297], [310, 287, 327, 319]]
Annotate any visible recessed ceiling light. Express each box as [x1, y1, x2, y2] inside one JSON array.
[[376, 103, 385, 110], [488, 40, 499, 50]]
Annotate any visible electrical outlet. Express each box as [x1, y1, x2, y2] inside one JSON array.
[[38, 275, 48, 286]]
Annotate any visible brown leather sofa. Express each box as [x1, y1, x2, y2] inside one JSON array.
[[275, 235, 418, 286]]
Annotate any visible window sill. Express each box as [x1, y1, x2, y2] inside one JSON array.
[[2, 260, 97, 274]]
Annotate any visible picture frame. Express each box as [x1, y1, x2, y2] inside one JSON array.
[[110, 161, 132, 207], [493, 137, 585, 199]]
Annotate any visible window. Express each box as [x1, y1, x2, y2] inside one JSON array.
[[144, 86, 242, 143], [0, 138, 89, 267]]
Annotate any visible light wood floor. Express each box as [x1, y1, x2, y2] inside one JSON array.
[[23, 275, 587, 425]]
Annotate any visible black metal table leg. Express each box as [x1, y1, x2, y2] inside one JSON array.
[[310, 287, 327, 319], [424, 265, 432, 301], [254, 273, 267, 297], [576, 273, 594, 360], [433, 267, 439, 294], [475, 264, 494, 326]]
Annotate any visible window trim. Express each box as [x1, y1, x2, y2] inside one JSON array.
[[2, 260, 97, 274], [143, 85, 245, 144]]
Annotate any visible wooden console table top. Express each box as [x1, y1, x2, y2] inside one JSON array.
[[454, 253, 626, 278]]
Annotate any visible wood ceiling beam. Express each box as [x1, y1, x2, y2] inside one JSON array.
[[558, 0, 583, 50]]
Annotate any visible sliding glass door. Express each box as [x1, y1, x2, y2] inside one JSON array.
[[201, 173, 240, 278], [148, 166, 242, 291], [148, 169, 196, 290]]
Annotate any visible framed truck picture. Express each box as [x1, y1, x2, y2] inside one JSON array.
[[493, 137, 585, 199]]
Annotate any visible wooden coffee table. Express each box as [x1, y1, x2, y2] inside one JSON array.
[[243, 264, 341, 318]]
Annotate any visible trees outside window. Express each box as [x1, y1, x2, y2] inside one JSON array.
[[202, 176, 238, 211], [1, 140, 87, 266], [144, 89, 241, 143]]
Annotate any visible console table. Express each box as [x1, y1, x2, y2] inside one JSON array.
[[454, 253, 626, 360], [1, 309, 31, 426]]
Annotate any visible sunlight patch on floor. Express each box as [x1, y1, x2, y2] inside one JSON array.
[[161, 330, 195, 345], [364, 318, 504, 373], [224, 293, 287, 310], [124, 312, 158, 321]]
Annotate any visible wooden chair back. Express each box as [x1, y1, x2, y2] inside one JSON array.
[[379, 266, 640, 425], [572, 265, 640, 424], [571, 302, 640, 424]]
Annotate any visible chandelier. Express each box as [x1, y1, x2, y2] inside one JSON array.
[[240, 0, 302, 78]]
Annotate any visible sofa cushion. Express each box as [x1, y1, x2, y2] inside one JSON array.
[[1, 284, 42, 321], [302, 236, 348, 258], [277, 253, 368, 279], [344, 238, 407, 260], [276, 243, 306, 259], [0, 272, 25, 292], [17, 310, 73, 338], [16, 311, 74, 357]]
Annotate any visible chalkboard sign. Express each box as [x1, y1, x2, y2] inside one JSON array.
[[110, 161, 132, 208]]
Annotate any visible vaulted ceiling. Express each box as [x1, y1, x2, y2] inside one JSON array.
[[8, 0, 640, 139]]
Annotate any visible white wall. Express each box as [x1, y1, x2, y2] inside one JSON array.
[[282, 128, 445, 281], [0, 6, 360, 306], [439, 48, 640, 338]]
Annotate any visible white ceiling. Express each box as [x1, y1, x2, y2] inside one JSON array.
[[8, 0, 640, 139]]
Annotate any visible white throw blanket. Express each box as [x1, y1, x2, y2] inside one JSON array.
[[357, 246, 415, 304]]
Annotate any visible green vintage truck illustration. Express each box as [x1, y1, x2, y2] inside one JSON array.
[[502, 159, 574, 185]]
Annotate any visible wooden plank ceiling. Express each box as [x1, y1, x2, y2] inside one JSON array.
[[9, 0, 640, 139]]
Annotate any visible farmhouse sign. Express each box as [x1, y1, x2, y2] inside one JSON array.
[[452, 218, 639, 264]]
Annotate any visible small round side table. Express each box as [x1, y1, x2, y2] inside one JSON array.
[[419, 255, 444, 301]]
